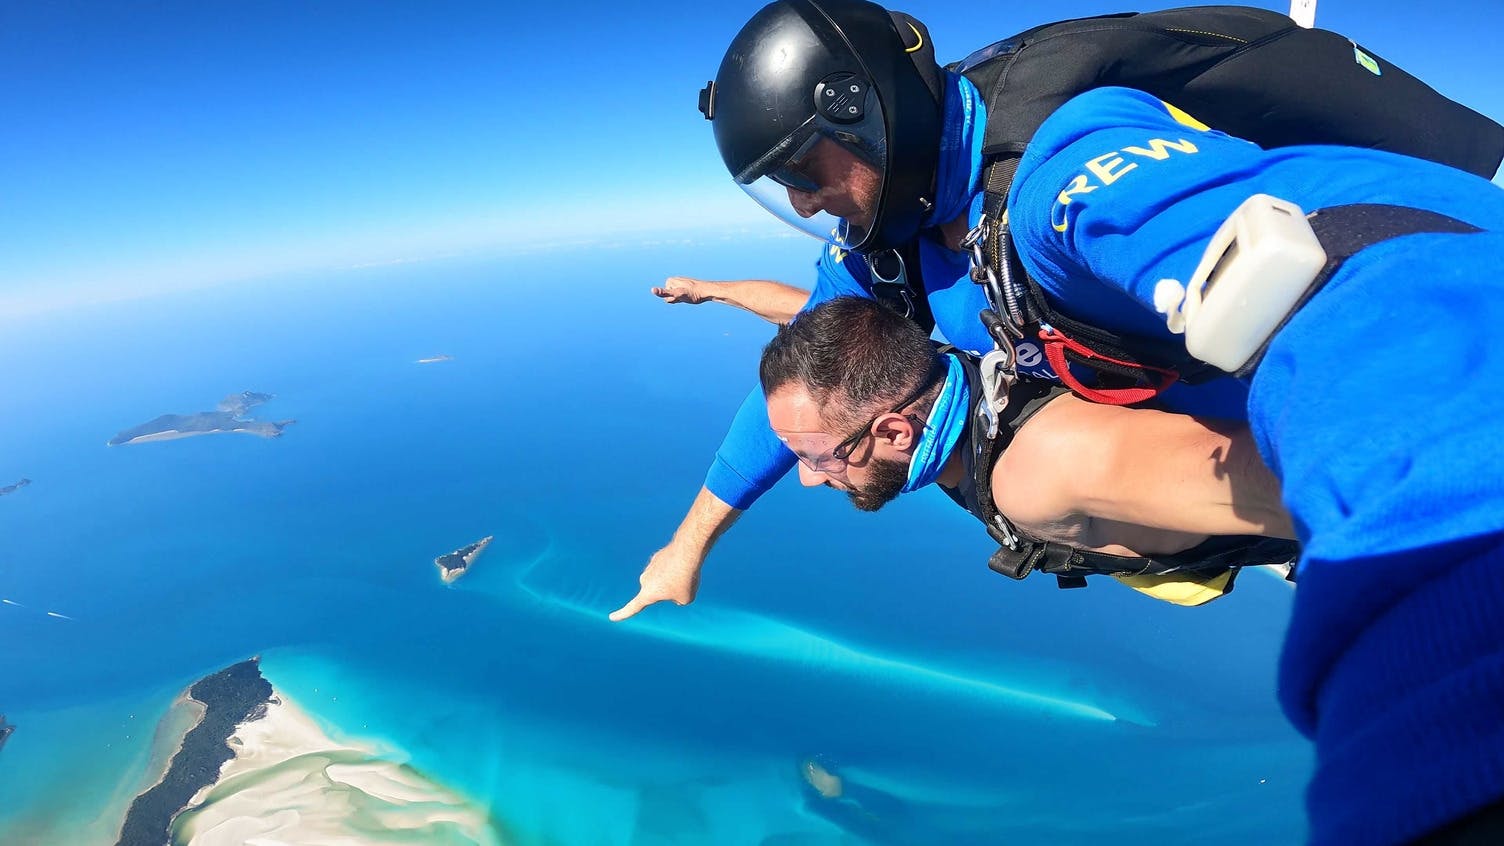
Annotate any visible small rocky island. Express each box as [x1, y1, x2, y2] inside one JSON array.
[[435, 536, 493, 584], [109, 392, 294, 446], [0, 478, 30, 497], [0, 714, 14, 752]]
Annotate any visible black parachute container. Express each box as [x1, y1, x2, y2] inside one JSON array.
[[952, 5, 1504, 399], [955, 5, 1504, 177]]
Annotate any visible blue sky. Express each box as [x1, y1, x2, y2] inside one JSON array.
[[3, 0, 1500, 314]]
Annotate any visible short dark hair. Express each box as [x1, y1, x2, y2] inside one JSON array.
[[759, 296, 939, 429]]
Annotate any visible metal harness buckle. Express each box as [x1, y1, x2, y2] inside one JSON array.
[[976, 346, 1017, 440], [869, 248, 917, 320], [991, 515, 1020, 550]]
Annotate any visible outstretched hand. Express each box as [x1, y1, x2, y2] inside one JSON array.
[[651, 276, 711, 305], [609, 541, 704, 622]]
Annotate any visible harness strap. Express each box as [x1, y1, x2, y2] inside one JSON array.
[[1039, 326, 1180, 404], [1310, 204, 1482, 256], [978, 159, 1028, 327]]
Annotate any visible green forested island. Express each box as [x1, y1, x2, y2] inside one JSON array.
[[109, 392, 294, 446]]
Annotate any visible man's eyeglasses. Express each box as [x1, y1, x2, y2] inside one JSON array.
[[788, 359, 943, 474]]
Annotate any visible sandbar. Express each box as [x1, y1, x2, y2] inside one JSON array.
[[118, 658, 499, 845]]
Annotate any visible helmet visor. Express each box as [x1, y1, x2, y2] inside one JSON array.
[[733, 84, 889, 250]]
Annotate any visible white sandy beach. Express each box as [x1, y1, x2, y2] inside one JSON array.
[[172, 690, 501, 846]]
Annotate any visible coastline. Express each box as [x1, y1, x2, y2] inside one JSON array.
[[173, 693, 500, 845], [120, 692, 207, 814], [116, 660, 273, 846], [118, 658, 500, 845], [110, 423, 291, 446]]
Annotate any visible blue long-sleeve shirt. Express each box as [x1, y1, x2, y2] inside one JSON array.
[[704, 75, 1248, 509], [1011, 86, 1504, 846]]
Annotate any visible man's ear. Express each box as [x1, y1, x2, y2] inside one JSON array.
[[873, 412, 921, 451]]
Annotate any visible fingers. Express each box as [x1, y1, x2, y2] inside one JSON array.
[[655, 276, 703, 305], [608, 592, 652, 622]]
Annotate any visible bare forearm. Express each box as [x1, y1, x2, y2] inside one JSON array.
[[609, 487, 744, 622], [701, 280, 810, 325], [671, 486, 744, 555]]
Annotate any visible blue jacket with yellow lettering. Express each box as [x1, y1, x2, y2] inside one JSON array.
[[1010, 85, 1504, 846], [703, 74, 1248, 510]]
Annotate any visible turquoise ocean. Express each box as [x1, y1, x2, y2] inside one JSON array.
[[0, 232, 1311, 844]]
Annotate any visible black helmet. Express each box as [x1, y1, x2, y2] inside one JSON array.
[[698, 0, 942, 253]]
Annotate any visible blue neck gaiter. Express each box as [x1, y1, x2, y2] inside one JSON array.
[[903, 354, 970, 493], [924, 72, 989, 233]]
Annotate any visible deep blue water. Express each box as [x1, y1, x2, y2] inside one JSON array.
[[0, 233, 1312, 844]]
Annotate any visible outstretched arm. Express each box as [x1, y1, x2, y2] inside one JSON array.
[[614, 248, 869, 622], [610, 487, 741, 622], [611, 388, 793, 621], [998, 394, 1294, 542], [651, 276, 811, 325]]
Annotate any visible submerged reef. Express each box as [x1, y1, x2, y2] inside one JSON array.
[[108, 392, 294, 446], [115, 659, 272, 846], [0, 478, 29, 497], [436, 536, 493, 584]]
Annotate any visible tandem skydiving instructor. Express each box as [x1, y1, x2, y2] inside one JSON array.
[[611, 3, 1504, 843]]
